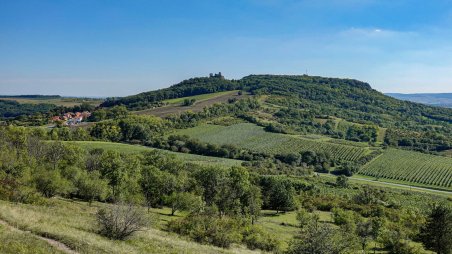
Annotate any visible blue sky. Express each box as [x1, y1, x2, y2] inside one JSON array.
[[1, 0, 452, 96]]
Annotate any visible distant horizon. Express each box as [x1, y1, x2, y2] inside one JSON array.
[[0, 72, 451, 98]]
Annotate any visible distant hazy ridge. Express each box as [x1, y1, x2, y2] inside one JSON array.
[[386, 93, 452, 108]]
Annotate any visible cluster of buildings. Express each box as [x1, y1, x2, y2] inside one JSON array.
[[51, 111, 91, 125]]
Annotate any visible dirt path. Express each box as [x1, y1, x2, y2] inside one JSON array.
[[0, 218, 78, 254]]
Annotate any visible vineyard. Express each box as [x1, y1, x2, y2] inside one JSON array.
[[175, 123, 369, 161], [359, 149, 452, 189]]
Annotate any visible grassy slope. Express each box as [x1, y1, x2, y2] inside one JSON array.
[[0, 197, 336, 253], [258, 210, 333, 248], [0, 199, 254, 254], [0, 224, 64, 254], [67, 141, 243, 167], [175, 123, 370, 161], [163, 90, 238, 105], [359, 149, 452, 190], [133, 90, 245, 117]]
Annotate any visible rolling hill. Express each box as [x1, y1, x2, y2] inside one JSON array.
[[103, 74, 451, 152], [98, 74, 452, 190], [103, 74, 452, 127]]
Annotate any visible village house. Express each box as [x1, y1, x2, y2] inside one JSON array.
[[51, 111, 91, 125]]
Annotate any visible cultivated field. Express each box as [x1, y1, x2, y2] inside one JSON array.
[[175, 123, 370, 161], [359, 149, 452, 190], [68, 141, 243, 167], [134, 90, 246, 117], [0, 97, 103, 107]]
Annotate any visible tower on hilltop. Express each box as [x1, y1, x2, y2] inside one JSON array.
[[209, 72, 224, 79]]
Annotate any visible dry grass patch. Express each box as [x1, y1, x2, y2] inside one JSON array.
[[0, 199, 257, 254]]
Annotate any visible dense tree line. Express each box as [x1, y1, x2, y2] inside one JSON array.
[[384, 128, 451, 153], [152, 134, 343, 174], [153, 134, 270, 161], [0, 100, 56, 118], [89, 113, 167, 143], [58, 102, 96, 114]]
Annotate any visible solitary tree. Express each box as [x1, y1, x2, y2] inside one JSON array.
[[288, 217, 356, 254], [269, 178, 297, 213], [45, 141, 67, 170], [165, 192, 202, 216], [357, 220, 373, 253], [419, 203, 452, 254], [244, 185, 263, 224]]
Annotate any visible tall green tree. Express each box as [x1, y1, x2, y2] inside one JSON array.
[[269, 178, 297, 213], [420, 203, 452, 254], [164, 192, 203, 216]]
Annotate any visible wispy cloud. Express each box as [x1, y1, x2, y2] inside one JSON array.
[[340, 27, 416, 38]]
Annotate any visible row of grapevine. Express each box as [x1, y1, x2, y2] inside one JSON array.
[[176, 123, 368, 162], [359, 149, 452, 188]]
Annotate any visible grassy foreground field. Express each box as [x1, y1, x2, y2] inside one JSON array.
[[0, 197, 337, 253], [0, 199, 256, 254], [175, 123, 370, 161], [67, 141, 243, 167], [359, 149, 452, 190]]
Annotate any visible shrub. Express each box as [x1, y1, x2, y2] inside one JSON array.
[[33, 168, 73, 198], [168, 209, 281, 251], [11, 186, 46, 205], [76, 171, 109, 204], [243, 226, 281, 252], [182, 98, 196, 106], [354, 186, 387, 205], [336, 175, 349, 188], [96, 203, 149, 240], [332, 207, 356, 227], [391, 240, 430, 254], [164, 192, 203, 216], [168, 212, 243, 248], [287, 219, 357, 254]]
